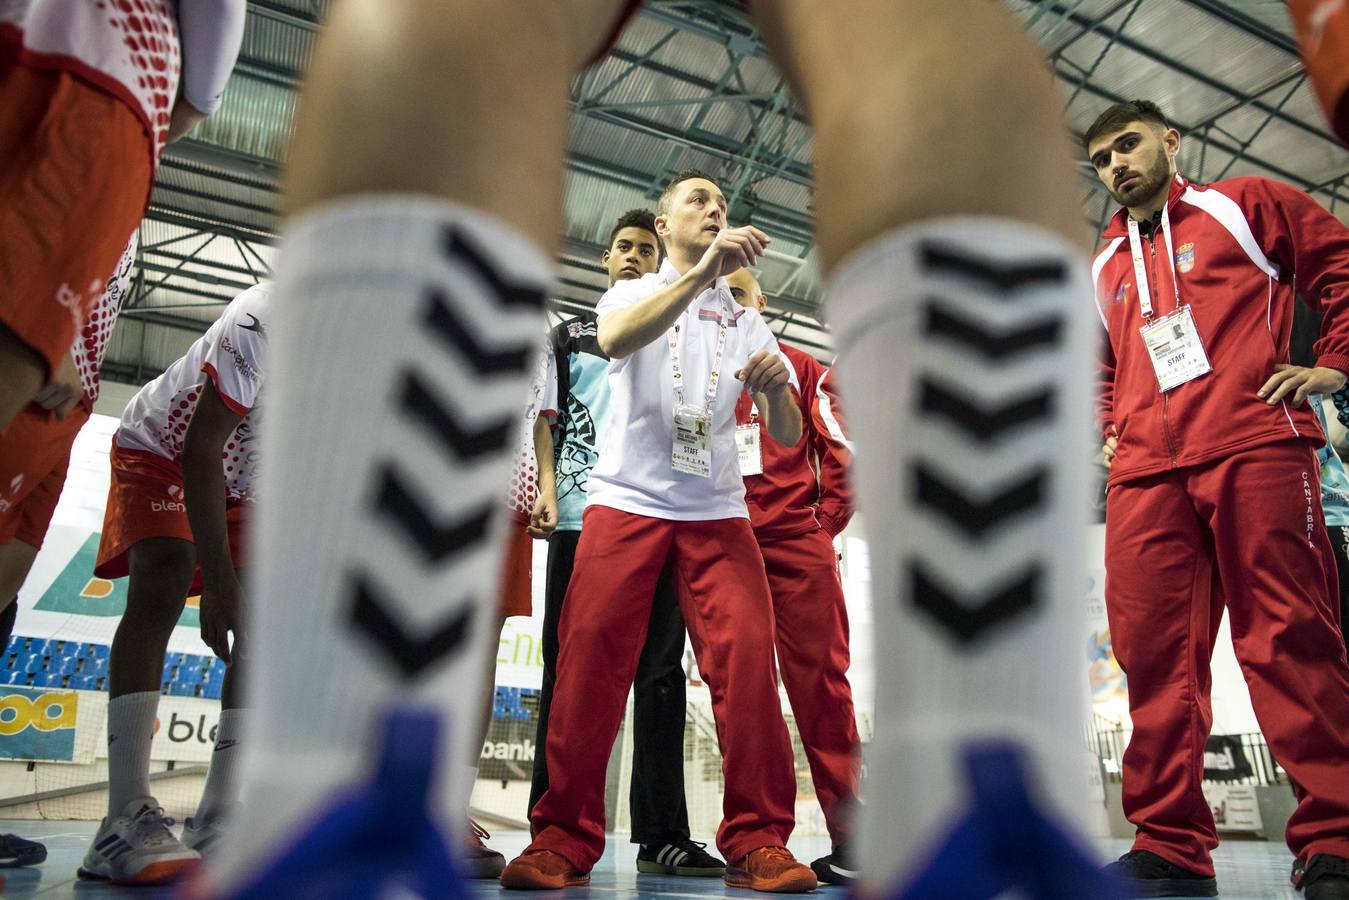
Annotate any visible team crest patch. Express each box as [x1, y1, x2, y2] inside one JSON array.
[[1116, 282, 1130, 305], [1176, 243, 1195, 273]]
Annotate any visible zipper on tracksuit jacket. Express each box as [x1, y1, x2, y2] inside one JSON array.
[[1149, 234, 1180, 465]]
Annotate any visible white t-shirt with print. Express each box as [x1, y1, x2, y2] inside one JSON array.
[[506, 348, 550, 517], [115, 282, 271, 502], [586, 259, 797, 521]]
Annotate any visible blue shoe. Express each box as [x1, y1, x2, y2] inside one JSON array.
[[217, 709, 469, 900], [894, 741, 1126, 900]]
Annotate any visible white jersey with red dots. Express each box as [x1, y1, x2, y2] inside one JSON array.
[[506, 348, 550, 516], [0, 0, 182, 163], [75, 229, 138, 405], [114, 282, 272, 502]]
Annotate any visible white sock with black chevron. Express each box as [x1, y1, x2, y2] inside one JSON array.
[[209, 196, 551, 888], [824, 218, 1095, 895]]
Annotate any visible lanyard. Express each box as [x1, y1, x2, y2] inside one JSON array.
[[669, 298, 730, 414], [1125, 205, 1181, 320]]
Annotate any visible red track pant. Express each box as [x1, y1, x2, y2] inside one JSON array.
[[528, 505, 797, 870], [760, 526, 860, 845], [1106, 440, 1349, 875]]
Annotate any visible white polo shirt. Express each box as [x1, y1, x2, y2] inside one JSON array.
[[587, 259, 797, 521]]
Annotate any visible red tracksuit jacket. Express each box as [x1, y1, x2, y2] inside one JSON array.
[[1093, 173, 1349, 487], [734, 342, 854, 540]]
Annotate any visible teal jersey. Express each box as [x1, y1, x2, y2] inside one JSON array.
[[1316, 397, 1349, 527], [543, 313, 612, 532]]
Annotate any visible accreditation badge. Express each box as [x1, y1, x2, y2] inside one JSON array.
[[735, 422, 762, 476], [1139, 305, 1212, 392], [672, 404, 712, 477]]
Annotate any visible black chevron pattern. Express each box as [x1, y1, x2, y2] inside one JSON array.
[[373, 464, 495, 565], [913, 464, 1046, 538], [920, 242, 1066, 292], [442, 226, 547, 311], [919, 379, 1055, 443], [423, 289, 533, 375], [399, 371, 514, 463], [345, 230, 546, 681], [909, 561, 1043, 645], [349, 575, 475, 680], [924, 304, 1062, 360]]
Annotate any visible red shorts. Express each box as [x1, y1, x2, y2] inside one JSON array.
[[94, 440, 249, 594], [0, 403, 89, 547], [497, 509, 534, 618], [1291, 0, 1349, 143], [0, 36, 152, 378]]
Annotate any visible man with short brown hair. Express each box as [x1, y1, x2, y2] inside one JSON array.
[[1088, 98, 1349, 898], [503, 172, 814, 893]]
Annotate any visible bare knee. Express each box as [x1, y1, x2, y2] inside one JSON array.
[[751, 0, 1088, 265], [124, 538, 196, 627]]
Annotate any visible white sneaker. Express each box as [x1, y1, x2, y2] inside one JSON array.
[[78, 799, 201, 885], [182, 802, 237, 857]]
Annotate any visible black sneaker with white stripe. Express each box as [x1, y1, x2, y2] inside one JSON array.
[[0, 833, 46, 867], [811, 843, 857, 885], [637, 838, 726, 877]]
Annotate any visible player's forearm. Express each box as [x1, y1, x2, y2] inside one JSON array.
[[598, 263, 713, 359], [534, 419, 558, 509], [182, 443, 233, 589], [758, 389, 802, 446], [533, 415, 556, 486]]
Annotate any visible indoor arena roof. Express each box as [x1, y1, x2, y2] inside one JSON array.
[[102, 0, 1348, 384]]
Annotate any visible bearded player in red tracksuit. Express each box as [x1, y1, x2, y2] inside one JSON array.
[[1087, 99, 1349, 899], [727, 268, 861, 888]]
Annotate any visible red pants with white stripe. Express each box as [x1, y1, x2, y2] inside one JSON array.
[[760, 526, 860, 844], [528, 505, 797, 870], [1105, 440, 1349, 875]]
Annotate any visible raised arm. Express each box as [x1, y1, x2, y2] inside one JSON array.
[[598, 225, 770, 358]]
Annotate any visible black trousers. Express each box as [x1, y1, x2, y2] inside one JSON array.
[[1327, 523, 1349, 650], [528, 528, 690, 844]]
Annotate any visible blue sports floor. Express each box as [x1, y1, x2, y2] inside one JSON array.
[[0, 823, 1301, 898]]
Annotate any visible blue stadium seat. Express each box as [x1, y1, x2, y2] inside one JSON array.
[[29, 638, 52, 658], [162, 661, 176, 682], [23, 655, 43, 674], [177, 667, 204, 686], [1, 671, 26, 685], [71, 673, 99, 691], [54, 657, 78, 676], [36, 672, 63, 688], [168, 680, 197, 697], [87, 644, 111, 662]]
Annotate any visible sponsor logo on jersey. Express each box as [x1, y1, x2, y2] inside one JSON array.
[[151, 484, 186, 513], [219, 335, 262, 382], [237, 314, 268, 338]]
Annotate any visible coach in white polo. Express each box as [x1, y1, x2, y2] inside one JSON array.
[[505, 171, 817, 893]]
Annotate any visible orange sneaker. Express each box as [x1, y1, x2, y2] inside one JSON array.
[[500, 849, 590, 890], [724, 846, 819, 893]]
